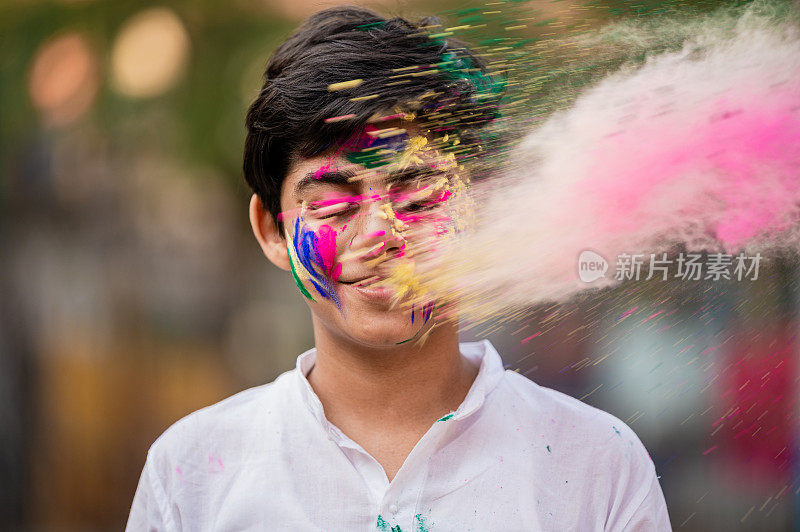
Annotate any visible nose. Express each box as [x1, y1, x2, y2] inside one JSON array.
[[349, 194, 405, 260]]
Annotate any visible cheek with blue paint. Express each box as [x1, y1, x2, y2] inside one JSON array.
[[290, 217, 343, 309], [288, 212, 440, 346]]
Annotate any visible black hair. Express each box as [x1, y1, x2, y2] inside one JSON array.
[[243, 5, 503, 232]]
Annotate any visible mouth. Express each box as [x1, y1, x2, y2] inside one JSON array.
[[338, 276, 396, 303], [338, 275, 380, 287]]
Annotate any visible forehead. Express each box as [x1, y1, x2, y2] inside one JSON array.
[[284, 124, 450, 195]]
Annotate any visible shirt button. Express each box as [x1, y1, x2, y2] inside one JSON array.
[[389, 504, 399, 514]]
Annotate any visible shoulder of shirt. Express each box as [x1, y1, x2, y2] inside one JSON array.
[[145, 366, 298, 461], [498, 369, 654, 469]]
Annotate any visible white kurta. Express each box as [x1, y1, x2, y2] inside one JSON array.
[[127, 340, 671, 531]]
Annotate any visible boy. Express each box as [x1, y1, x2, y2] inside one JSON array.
[[127, 6, 670, 530]]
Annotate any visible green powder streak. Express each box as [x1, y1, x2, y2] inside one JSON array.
[[288, 248, 316, 302]]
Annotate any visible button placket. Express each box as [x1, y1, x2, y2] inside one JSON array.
[[331, 432, 391, 505], [379, 418, 451, 530]]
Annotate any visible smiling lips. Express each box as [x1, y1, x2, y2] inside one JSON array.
[[338, 275, 398, 302], [338, 275, 381, 288], [343, 282, 396, 302]]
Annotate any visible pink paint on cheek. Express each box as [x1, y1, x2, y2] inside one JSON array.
[[315, 224, 342, 281], [366, 230, 385, 238], [279, 206, 304, 221]]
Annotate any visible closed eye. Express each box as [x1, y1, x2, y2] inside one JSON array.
[[306, 201, 360, 219], [397, 200, 435, 213]]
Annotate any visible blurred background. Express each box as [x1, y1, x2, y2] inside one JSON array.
[[1, 0, 797, 530]]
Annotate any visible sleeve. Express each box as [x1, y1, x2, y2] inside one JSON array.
[[126, 451, 177, 532], [618, 471, 672, 532], [601, 420, 672, 532]]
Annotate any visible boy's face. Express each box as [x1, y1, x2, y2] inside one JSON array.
[[261, 121, 465, 347]]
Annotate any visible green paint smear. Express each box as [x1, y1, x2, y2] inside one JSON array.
[[394, 320, 429, 345], [346, 149, 391, 169], [376, 515, 404, 532], [288, 249, 316, 302], [376, 514, 430, 531], [395, 334, 416, 345], [437, 413, 454, 422]]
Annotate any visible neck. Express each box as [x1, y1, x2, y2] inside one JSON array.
[[307, 317, 477, 431]]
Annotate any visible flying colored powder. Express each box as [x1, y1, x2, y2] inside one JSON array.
[[423, 3, 800, 318]]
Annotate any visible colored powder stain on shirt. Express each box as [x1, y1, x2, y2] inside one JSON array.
[[437, 413, 455, 422], [546, 445, 551, 453], [375, 514, 430, 532], [207, 452, 224, 473], [376, 515, 404, 532]]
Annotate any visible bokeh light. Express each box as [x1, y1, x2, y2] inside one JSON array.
[[110, 7, 191, 99], [28, 32, 99, 127]]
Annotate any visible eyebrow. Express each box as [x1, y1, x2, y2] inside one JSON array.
[[295, 169, 358, 195], [387, 166, 442, 187]]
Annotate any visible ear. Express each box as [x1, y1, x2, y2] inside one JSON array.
[[249, 194, 290, 272]]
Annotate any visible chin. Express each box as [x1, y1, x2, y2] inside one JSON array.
[[310, 300, 429, 348], [307, 281, 440, 347], [343, 310, 428, 347]]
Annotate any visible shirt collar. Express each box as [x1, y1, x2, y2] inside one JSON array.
[[294, 339, 505, 425]]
